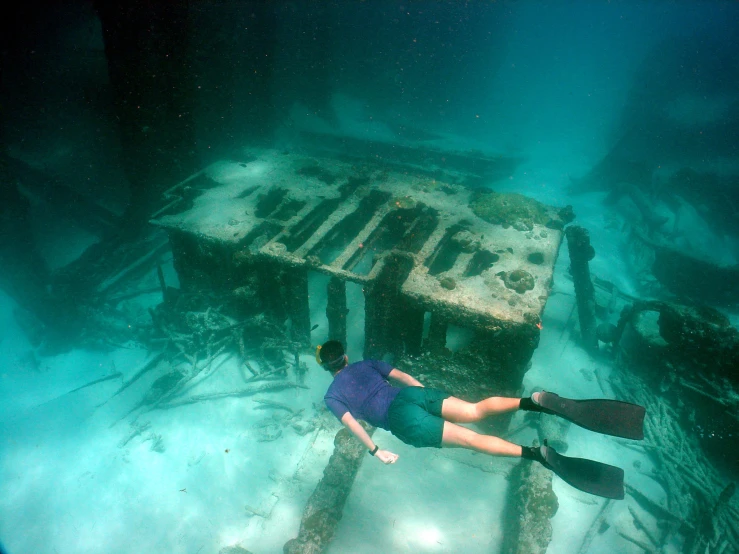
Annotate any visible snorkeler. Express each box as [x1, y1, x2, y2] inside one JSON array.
[[317, 340, 645, 499]]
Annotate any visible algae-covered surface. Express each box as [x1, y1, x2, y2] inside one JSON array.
[[471, 191, 551, 231]]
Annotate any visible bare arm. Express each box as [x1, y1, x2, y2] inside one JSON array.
[[388, 368, 423, 387], [340, 412, 398, 464]]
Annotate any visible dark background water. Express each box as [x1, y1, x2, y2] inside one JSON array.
[[1, 2, 739, 552], [3, 1, 738, 195], [3, 0, 738, 307]]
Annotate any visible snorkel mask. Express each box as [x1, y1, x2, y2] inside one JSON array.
[[315, 344, 345, 370]]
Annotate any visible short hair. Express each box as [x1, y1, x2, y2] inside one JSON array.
[[319, 340, 346, 371]]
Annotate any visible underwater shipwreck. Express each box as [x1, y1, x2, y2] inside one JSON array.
[[153, 144, 571, 401], [147, 142, 573, 552], [4, 2, 739, 553], [35, 136, 733, 553]]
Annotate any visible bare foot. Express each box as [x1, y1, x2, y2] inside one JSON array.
[[532, 391, 541, 404]]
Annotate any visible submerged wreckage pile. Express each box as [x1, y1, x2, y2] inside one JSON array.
[[511, 213, 739, 554], [604, 301, 739, 553], [33, 140, 572, 551], [572, 151, 739, 307], [152, 146, 572, 401], [146, 143, 572, 552], [103, 285, 312, 442]]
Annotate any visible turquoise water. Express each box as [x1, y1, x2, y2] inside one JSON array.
[[1, 2, 738, 553]]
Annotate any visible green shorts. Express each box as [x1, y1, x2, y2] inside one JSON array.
[[387, 387, 451, 448]]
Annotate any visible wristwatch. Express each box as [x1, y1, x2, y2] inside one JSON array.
[[369, 445, 379, 456]]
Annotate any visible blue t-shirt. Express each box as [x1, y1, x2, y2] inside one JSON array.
[[324, 360, 401, 430]]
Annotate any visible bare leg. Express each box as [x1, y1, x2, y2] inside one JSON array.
[[441, 421, 522, 457], [441, 395, 522, 424]]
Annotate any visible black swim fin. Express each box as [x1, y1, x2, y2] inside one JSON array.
[[541, 442, 625, 499], [536, 391, 645, 440]]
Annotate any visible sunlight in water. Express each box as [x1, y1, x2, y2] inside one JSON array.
[[2, 2, 739, 553], [414, 525, 443, 548]]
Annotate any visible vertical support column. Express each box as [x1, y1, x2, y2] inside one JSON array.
[[286, 268, 311, 346], [363, 254, 415, 360], [469, 325, 539, 436], [257, 259, 287, 324], [482, 325, 539, 393], [400, 301, 425, 357], [363, 283, 384, 360], [427, 312, 448, 354], [326, 276, 347, 346], [565, 225, 598, 353]]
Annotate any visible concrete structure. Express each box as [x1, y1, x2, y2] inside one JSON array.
[[152, 146, 570, 400], [152, 145, 572, 552]]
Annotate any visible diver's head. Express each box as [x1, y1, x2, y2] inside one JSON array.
[[316, 340, 348, 375]]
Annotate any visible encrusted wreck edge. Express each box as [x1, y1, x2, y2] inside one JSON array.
[[283, 424, 375, 554], [500, 458, 559, 554]]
